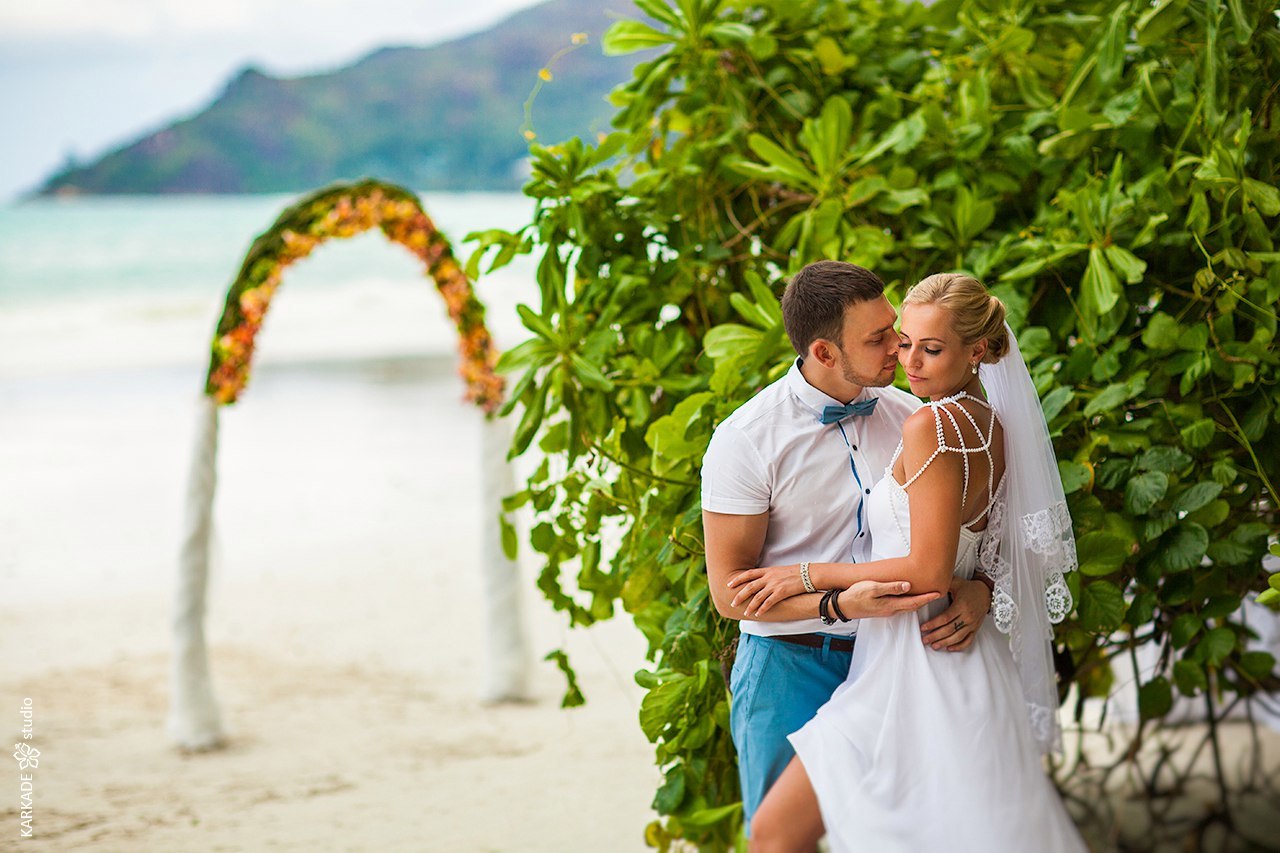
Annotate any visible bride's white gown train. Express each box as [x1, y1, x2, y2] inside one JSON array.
[[789, 399, 1087, 853]]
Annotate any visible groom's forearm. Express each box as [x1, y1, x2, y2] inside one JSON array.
[[704, 510, 830, 622], [717, 588, 828, 623], [809, 555, 951, 597]]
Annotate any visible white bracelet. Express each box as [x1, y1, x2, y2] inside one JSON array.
[[800, 561, 816, 594]]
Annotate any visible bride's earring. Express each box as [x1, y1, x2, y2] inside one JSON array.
[[971, 362, 979, 374]]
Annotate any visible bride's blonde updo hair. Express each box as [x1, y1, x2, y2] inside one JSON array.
[[903, 273, 1010, 363]]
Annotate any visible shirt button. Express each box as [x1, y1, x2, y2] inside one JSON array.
[[865, 488, 871, 494], [859, 532, 865, 538], [852, 444, 858, 451]]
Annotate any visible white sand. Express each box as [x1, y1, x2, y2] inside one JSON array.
[[1, 340, 660, 850]]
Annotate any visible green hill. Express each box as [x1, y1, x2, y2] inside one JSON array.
[[38, 0, 639, 195]]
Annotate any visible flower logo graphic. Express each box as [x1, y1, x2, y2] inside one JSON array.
[[13, 743, 39, 770]]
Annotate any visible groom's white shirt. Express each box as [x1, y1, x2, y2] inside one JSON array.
[[701, 358, 920, 637]]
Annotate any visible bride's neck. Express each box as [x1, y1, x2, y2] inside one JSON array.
[[930, 374, 986, 403]]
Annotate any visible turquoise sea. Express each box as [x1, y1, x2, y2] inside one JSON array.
[[0, 192, 538, 378], [0, 192, 534, 302]]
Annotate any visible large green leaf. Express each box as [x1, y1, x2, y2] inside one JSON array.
[[1159, 523, 1210, 572], [1238, 651, 1276, 680], [1124, 471, 1168, 514], [801, 96, 854, 182], [1138, 676, 1173, 719], [1104, 245, 1147, 283], [747, 134, 819, 191], [703, 323, 763, 361], [1136, 0, 1190, 46], [1141, 312, 1181, 349], [652, 769, 686, 814], [1077, 531, 1131, 576], [1040, 386, 1075, 422], [1170, 612, 1202, 647], [1137, 446, 1192, 473], [1171, 482, 1223, 515], [602, 20, 676, 55], [1058, 460, 1093, 494], [1173, 659, 1207, 696], [1179, 418, 1216, 449], [1079, 580, 1125, 631], [1084, 374, 1146, 417], [1197, 627, 1236, 667], [645, 392, 714, 474], [1081, 246, 1122, 316]]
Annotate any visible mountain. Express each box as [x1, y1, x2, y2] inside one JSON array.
[[37, 0, 640, 195]]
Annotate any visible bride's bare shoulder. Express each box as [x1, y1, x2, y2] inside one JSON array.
[[900, 405, 950, 458], [902, 404, 938, 438], [901, 403, 965, 450]]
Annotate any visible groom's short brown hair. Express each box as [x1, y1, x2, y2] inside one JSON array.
[[781, 261, 886, 356]]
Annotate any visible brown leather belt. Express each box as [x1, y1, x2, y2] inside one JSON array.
[[768, 632, 856, 653]]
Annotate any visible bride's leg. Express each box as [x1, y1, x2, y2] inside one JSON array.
[[749, 756, 823, 853]]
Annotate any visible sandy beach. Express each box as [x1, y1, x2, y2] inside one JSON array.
[[0, 250, 661, 849], [1, 351, 661, 851]]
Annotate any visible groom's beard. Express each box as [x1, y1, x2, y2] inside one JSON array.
[[838, 351, 897, 389]]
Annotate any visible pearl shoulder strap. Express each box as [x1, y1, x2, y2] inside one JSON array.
[[896, 392, 1002, 529]]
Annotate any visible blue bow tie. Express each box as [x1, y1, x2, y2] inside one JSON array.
[[820, 397, 879, 424]]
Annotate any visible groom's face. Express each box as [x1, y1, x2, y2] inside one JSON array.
[[833, 296, 900, 389]]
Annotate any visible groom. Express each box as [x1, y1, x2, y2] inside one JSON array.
[[701, 260, 993, 833]]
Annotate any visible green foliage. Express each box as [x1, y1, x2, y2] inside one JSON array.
[[1258, 543, 1280, 608], [475, 0, 1280, 846]]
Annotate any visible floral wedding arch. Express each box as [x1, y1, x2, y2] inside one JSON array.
[[170, 180, 529, 750]]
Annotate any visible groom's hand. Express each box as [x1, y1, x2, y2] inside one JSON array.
[[840, 581, 943, 619], [920, 578, 991, 651]]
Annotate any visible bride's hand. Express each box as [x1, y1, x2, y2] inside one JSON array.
[[726, 566, 805, 616]]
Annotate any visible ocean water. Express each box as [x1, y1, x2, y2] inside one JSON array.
[[0, 192, 541, 600], [0, 192, 536, 300], [0, 191, 539, 377]]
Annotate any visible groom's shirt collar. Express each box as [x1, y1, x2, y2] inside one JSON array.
[[785, 357, 875, 421]]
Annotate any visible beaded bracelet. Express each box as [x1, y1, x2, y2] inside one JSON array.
[[800, 561, 816, 594]]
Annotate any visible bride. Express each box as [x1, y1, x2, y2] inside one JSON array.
[[726, 273, 1087, 852]]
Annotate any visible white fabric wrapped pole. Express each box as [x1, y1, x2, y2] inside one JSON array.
[[168, 395, 226, 749], [479, 413, 531, 702]]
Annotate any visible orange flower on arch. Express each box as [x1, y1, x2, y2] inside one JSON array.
[[204, 179, 504, 414]]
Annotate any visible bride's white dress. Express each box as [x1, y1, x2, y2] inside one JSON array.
[[789, 399, 1087, 853]]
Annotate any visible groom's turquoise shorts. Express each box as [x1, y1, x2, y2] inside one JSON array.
[[729, 631, 854, 834]]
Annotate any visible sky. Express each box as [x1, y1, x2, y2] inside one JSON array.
[[0, 0, 546, 201]]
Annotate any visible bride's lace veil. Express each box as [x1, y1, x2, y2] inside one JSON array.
[[977, 321, 1076, 753]]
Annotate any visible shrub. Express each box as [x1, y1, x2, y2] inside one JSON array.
[[472, 0, 1280, 846]]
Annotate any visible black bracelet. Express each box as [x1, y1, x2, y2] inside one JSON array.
[[830, 589, 851, 623], [819, 588, 838, 626]]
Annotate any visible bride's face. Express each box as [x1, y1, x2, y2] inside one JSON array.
[[897, 303, 981, 399]]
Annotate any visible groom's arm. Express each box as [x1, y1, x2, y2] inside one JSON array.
[[703, 510, 939, 622], [704, 510, 822, 622]]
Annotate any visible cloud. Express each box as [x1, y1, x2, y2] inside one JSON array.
[[0, 0, 256, 40], [0, 0, 540, 45]]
